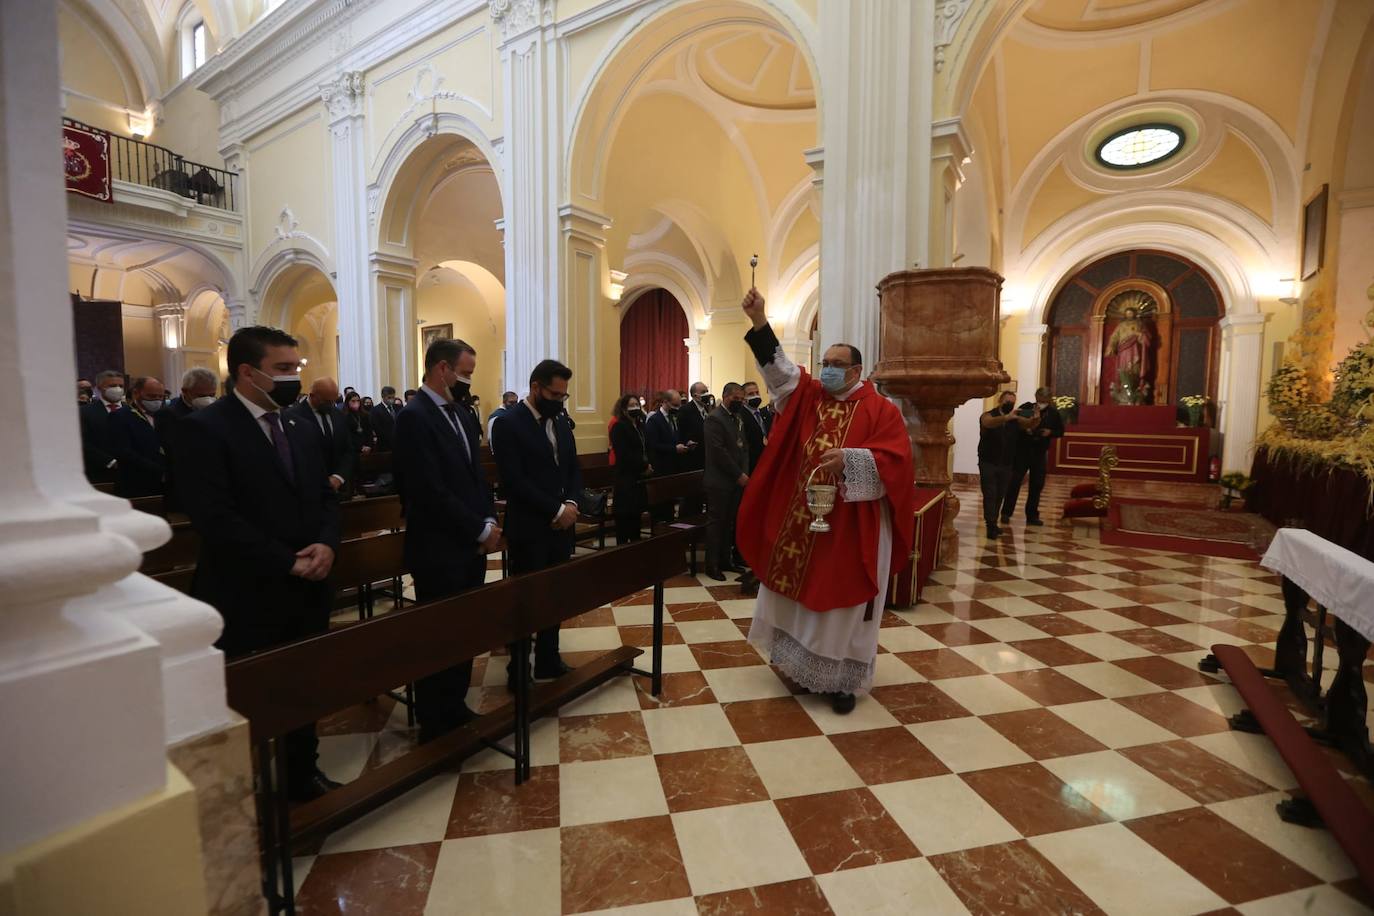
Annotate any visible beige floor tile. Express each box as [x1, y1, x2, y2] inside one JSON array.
[[701, 665, 791, 702], [1041, 751, 1195, 820], [641, 704, 739, 755], [907, 717, 1033, 772], [870, 774, 1020, 855], [1154, 622, 1241, 648], [426, 829, 561, 916], [934, 674, 1040, 715], [580, 900, 699, 915], [1172, 683, 1246, 717], [816, 858, 972, 915], [561, 678, 642, 716], [1058, 632, 1152, 661], [676, 619, 751, 645], [796, 691, 903, 734], [871, 652, 926, 686], [613, 604, 655, 626], [876, 626, 947, 653], [744, 734, 864, 798], [968, 617, 1053, 643], [671, 801, 812, 895], [978, 595, 1053, 617], [1056, 661, 1163, 698], [461, 718, 559, 772], [316, 733, 379, 784], [1067, 589, 1137, 609], [320, 773, 459, 854], [291, 856, 315, 896], [559, 756, 668, 827], [1048, 699, 1177, 748], [1236, 884, 1372, 915], [663, 586, 714, 604], [717, 598, 758, 619], [657, 644, 702, 674], [1186, 732, 1298, 791], [560, 626, 627, 652], [1030, 824, 1226, 916], [893, 605, 958, 626], [951, 642, 1043, 673], [1208, 792, 1358, 883], [986, 578, 1053, 597], [1060, 609, 1141, 632]]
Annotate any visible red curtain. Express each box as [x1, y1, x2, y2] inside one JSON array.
[[620, 289, 689, 400]]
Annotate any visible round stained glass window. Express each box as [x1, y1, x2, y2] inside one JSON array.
[[1095, 124, 1185, 170]]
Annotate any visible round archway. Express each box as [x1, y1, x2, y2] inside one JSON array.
[[1045, 249, 1223, 410], [260, 262, 339, 386], [620, 289, 690, 399]]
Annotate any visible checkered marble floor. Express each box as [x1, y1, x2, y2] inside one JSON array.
[[295, 481, 1374, 915]]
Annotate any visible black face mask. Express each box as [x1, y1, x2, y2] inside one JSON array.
[[746, 396, 762, 409], [253, 369, 301, 408], [628, 407, 645, 421], [728, 401, 744, 415], [698, 394, 714, 408], [534, 391, 563, 419], [667, 404, 680, 414], [449, 378, 471, 403], [999, 402, 1014, 414]]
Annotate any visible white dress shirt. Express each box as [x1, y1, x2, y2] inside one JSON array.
[[233, 388, 279, 443]]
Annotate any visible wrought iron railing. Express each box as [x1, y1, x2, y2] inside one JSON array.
[[62, 117, 238, 212]]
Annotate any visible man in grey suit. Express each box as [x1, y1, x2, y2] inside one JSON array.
[[703, 382, 750, 581]]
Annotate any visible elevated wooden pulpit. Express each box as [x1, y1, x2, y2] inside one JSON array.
[[871, 268, 1010, 546]]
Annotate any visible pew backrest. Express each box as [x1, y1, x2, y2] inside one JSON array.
[[339, 494, 403, 539]]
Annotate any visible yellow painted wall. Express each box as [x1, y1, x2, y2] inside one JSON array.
[[59, 3, 142, 134], [415, 271, 506, 415], [246, 107, 333, 268], [1176, 130, 1274, 224], [122, 313, 162, 379], [156, 85, 225, 168], [1022, 161, 1107, 246]]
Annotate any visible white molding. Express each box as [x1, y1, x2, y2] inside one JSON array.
[[121, 304, 155, 318]]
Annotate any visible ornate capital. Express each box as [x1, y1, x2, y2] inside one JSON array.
[[934, 0, 975, 72], [320, 71, 364, 122], [492, 0, 551, 41]]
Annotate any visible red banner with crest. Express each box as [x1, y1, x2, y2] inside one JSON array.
[[63, 123, 112, 203]]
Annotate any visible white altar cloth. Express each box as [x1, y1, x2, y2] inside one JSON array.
[[1260, 527, 1374, 643]]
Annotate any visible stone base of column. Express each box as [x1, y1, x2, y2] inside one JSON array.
[[0, 762, 208, 915], [167, 715, 263, 916]]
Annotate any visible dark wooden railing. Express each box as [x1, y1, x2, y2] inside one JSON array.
[[63, 117, 238, 211]]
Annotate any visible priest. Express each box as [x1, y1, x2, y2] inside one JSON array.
[[736, 288, 915, 714]]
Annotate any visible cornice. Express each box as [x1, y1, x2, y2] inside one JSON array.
[[199, 0, 487, 148]]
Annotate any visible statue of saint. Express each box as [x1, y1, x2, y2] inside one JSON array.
[[1106, 304, 1156, 404]]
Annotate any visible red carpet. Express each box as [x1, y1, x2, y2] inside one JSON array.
[[1102, 498, 1277, 560]]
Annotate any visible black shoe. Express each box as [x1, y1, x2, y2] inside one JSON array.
[[704, 568, 727, 581], [831, 692, 857, 715], [1027, 517, 1044, 526], [986, 525, 1001, 539], [534, 658, 572, 680], [999, 516, 1011, 525], [287, 772, 339, 803]]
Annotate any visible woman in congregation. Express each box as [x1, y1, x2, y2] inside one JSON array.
[[343, 390, 376, 461], [610, 393, 652, 543]]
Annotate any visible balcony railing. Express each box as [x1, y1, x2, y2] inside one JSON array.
[[63, 117, 238, 212]]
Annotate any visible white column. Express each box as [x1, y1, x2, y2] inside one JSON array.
[[322, 72, 380, 396], [224, 294, 249, 332], [497, 1, 560, 393], [1018, 323, 1047, 398], [1218, 313, 1266, 473], [155, 303, 188, 388], [370, 253, 419, 390], [559, 206, 609, 418], [0, 0, 202, 854], [817, 0, 935, 366]]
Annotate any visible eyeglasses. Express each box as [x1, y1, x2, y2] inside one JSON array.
[[819, 360, 853, 369]]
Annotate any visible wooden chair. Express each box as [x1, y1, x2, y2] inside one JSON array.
[[1061, 446, 1117, 522]]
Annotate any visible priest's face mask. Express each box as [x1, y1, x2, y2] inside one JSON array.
[[820, 345, 863, 393]]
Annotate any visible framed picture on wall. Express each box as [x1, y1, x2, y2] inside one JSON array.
[[1301, 184, 1328, 280], [420, 323, 453, 357]]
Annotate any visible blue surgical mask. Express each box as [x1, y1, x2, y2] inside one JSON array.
[[819, 366, 850, 394]]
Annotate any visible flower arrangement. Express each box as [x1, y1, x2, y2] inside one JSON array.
[[1218, 471, 1254, 509], [1179, 395, 1209, 427], [1266, 362, 1312, 426], [1053, 395, 1078, 424]]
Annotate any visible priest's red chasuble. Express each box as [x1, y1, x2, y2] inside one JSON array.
[[737, 373, 916, 612]]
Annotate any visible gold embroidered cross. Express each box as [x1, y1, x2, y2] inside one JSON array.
[[780, 542, 802, 560]]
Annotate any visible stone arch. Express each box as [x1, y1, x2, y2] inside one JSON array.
[[565, 0, 821, 209], [250, 245, 334, 331]]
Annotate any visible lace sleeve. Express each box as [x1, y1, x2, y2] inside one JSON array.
[[840, 448, 885, 502], [761, 347, 800, 413]]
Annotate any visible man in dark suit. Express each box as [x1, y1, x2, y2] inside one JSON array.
[[286, 377, 354, 497], [486, 390, 519, 444], [703, 383, 750, 580], [369, 385, 398, 451], [393, 338, 502, 741], [491, 359, 584, 685], [80, 369, 126, 483], [740, 380, 768, 473], [679, 382, 710, 472], [109, 376, 168, 497], [156, 367, 219, 512], [644, 389, 687, 475], [174, 325, 340, 801]]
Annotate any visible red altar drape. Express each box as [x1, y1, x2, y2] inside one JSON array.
[[619, 289, 689, 399]]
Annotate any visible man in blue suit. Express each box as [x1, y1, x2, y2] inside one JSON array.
[[491, 359, 585, 686], [174, 325, 340, 801], [393, 338, 503, 741], [108, 375, 168, 497]]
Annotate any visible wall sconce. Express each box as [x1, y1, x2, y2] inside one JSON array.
[[299, 358, 309, 366], [608, 269, 628, 302], [127, 108, 154, 139]]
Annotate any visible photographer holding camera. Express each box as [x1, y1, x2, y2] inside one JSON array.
[[978, 390, 1042, 539], [1000, 386, 1064, 528]]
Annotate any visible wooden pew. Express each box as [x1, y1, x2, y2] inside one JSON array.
[[646, 471, 706, 573], [140, 520, 199, 575], [226, 527, 695, 914], [129, 494, 165, 516], [338, 494, 403, 540]]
